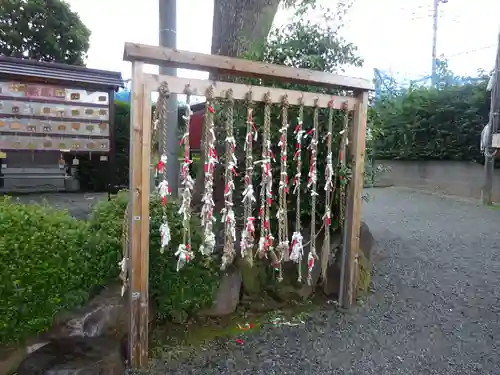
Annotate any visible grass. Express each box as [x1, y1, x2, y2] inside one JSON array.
[[149, 297, 321, 361]]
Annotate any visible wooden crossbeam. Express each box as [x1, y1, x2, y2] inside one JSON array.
[[124, 42, 374, 92], [144, 74, 357, 111]]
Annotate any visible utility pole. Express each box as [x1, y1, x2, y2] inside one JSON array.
[[431, 0, 448, 87], [159, 0, 179, 198], [482, 30, 500, 205], [431, 0, 438, 87]]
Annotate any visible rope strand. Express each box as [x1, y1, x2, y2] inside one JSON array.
[[290, 99, 305, 282], [200, 87, 217, 257], [306, 100, 320, 285], [321, 99, 335, 283], [240, 92, 257, 266], [221, 89, 236, 270], [276, 95, 290, 282], [176, 85, 195, 271], [257, 93, 275, 264]]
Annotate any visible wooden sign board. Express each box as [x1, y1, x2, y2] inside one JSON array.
[[0, 81, 110, 152]]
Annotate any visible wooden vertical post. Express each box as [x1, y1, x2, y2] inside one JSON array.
[[482, 30, 500, 205], [128, 61, 151, 368], [341, 90, 369, 310]]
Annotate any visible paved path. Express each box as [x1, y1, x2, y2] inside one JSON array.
[[149, 187, 500, 375]]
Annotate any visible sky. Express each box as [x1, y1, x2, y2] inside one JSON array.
[[66, 0, 500, 86]]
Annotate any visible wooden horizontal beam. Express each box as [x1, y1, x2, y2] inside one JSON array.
[[144, 74, 357, 111], [124, 42, 374, 92]]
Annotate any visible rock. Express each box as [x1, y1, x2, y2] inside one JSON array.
[[322, 221, 374, 297], [237, 257, 267, 297], [0, 285, 130, 375], [0, 342, 45, 375], [198, 267, 242, 316], [17, 337, 124, 375], [322, 238, 343, 297], [298, 230, 324, 299], [45, 284, 128, 340], [359, 220, 374, 264]]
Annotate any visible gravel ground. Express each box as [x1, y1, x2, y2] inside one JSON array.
[[8, 192, 107, 219], [149, 187, 500, 375]]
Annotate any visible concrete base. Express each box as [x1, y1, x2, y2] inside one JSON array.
[[2, 167, 66, 192]]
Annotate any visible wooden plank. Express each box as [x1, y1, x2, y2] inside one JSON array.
[[128, 61, 146, 368], [124, 42, 374, 91], [341, 90, 368, 310], [144, 74, 357, 111], [138, 82, 151, 366]]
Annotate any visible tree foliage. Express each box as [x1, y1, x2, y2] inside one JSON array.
[[372, 76, 490, 162], [0, 0, 90, 65], [219, 2, 363, 225]]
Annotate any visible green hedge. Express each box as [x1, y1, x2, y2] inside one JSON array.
[[372, 79, 490, 162], [0, 191, 220, 344], [0, 197, 115, 344], [88, 191, 220, 323]]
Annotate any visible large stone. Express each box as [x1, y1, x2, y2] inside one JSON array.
[[17, 337, 124, 375], [198, 267, 242, 316], [297, 230, 323, 299], [45, 284, 128, 340], [359, 220, 374, 264], [0, 286, 129, 375], [322, 221, 374, 296]]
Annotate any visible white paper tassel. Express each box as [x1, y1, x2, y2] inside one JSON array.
[[307, 251, 315, 285], [290, 232, 304, 263], [159, 221, 171, 253], [158, 179, 170, 199], [175, 244, 193, 272], [199, 230, 216, 256], [240, 217, 256, 258], [118, 257, 127, 296]]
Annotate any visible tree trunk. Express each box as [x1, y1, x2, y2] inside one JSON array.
[[192, 0, 281, 210], [211, 0, 280, 57]]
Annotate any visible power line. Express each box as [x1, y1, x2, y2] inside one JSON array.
[[445, 44, 496, 58]]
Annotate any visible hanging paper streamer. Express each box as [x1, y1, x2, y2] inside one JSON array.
[[321, 99, 335, 281], [221, 90, 237, 270], [240, 95, 257, 263], [276, 95, 290, 282], [177, 86, 195, 269], [306, 100, 320, 285], [256, 93, 274, 260], [175, 244, 192, 272], [156, 82, 172, 254], [119, 203, 130, 297], [200, 87, 217, 256], [290, 232, 304, 263], [291, 100, 305, 282]]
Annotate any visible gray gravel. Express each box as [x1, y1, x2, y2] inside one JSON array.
[[150, 187, 500, 375], [9, 192, 106, 219]]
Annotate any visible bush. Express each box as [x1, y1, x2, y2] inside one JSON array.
[[372, 78, 490, 162], [0, 197, 102, 344], [88, 191, 220, 323]]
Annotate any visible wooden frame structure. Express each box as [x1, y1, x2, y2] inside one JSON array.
[[123, 42, 373, 369]]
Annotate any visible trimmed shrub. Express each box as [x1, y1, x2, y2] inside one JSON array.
[[0, 197, 99, 344], [88, 191, 220, 323], [372, 79, 490, 162]]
